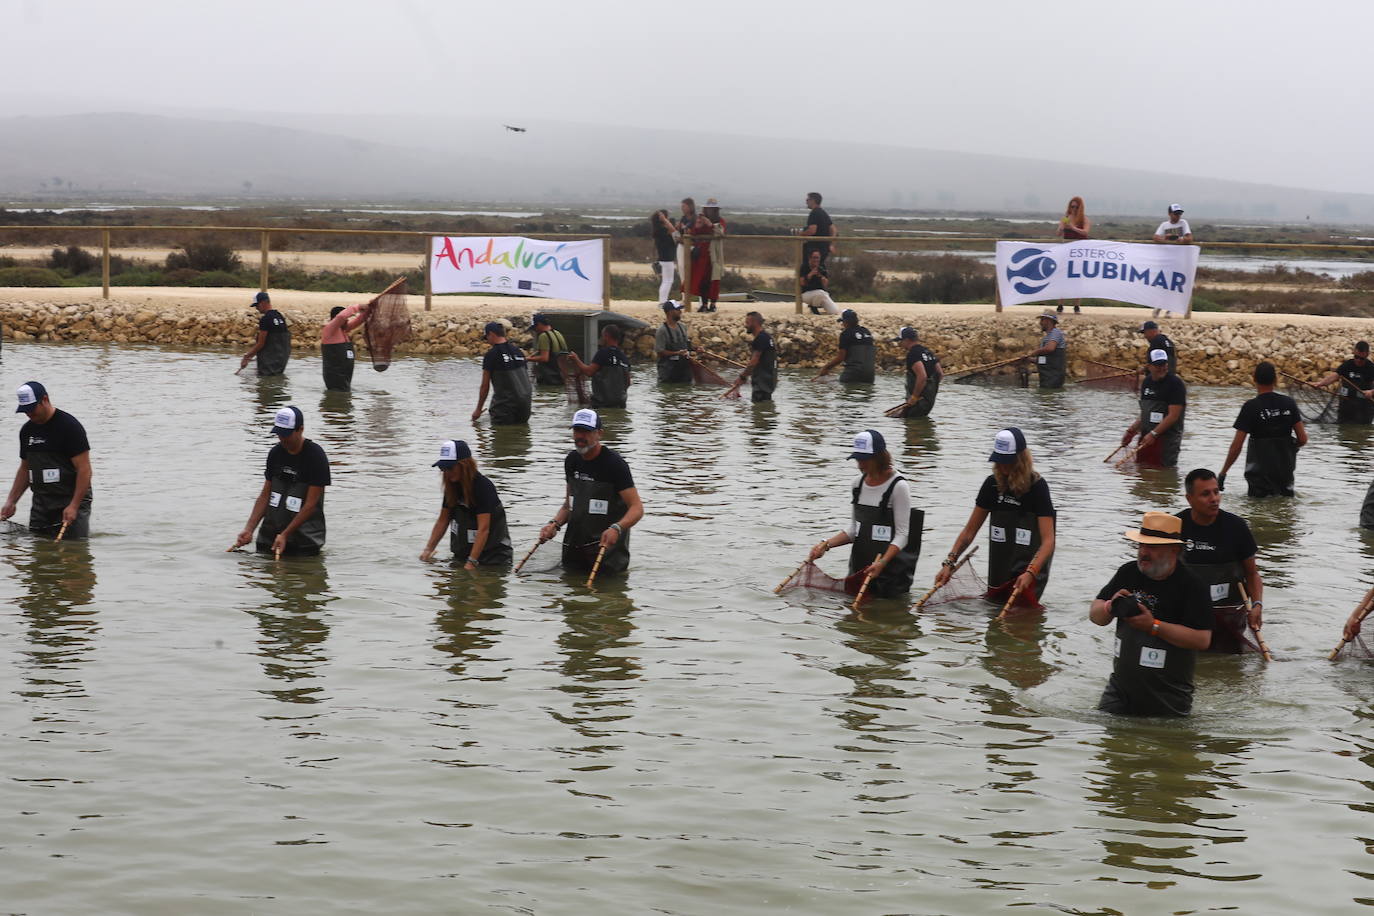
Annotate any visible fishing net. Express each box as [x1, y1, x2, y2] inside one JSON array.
[[777, 561, 866, 596], [916, 556, 989, 608], [1078, 358, 1139, 392], [361, 277, 412, 371], [984, 577, 1044, 614], [1331, 633, 1374, 661], [1209, 605, 1263, 654], [689, 358, 741, 397], [1281, 371, 1338, 424], [950, 356, 1032, 387], [556, 354, 590, 405], [517, 538, 601, 574]]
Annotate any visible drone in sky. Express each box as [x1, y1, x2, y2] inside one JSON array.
[[503, 125, 527, 133]]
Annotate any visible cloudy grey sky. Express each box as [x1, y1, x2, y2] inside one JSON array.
[[6, 0, 1367, 194]]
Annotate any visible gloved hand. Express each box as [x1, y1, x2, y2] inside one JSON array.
[[1217, 473, 1227, 491]]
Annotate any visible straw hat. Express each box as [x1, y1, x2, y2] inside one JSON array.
[[1038, 310, 1059, 323], [1123, 511, 1184, 545]]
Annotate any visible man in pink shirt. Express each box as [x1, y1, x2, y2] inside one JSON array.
[[320, 304, 369, 391]]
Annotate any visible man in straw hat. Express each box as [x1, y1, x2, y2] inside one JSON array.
[[1030, 311, 1067, 389], [1089, 511, 1213, 716]]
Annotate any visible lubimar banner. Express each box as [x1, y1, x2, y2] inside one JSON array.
[[995, 240, 1200, 315], [430, 236, 604, 304]]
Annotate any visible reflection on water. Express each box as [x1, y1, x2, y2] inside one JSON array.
[[430, 566, 505, 682], [552, 580, 639, 749], [8, 536, 96, 701], [240, 556, 334, 710]]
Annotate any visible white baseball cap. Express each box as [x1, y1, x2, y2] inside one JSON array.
[[1149, 348, 1169, 364], [271, 405, 302, 436], [571, 408, 602, 430]]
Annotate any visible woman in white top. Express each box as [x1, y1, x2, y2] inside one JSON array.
[[808, 429, 923, 598]]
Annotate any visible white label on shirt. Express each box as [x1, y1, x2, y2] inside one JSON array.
[[269, 492, 282, 508], [1342, 386, 1351, 397], [42, 468, 60, 484], [589, 498, 609, 515], [285, 495, 302, 513], [1015, 527, 1032, 546], [346, 349, 354, 359], [990, 525, 1006, 543], [1114, 636, 1121, 658], [1140, 646, 1167, 669], [1210, 582, 1229, 602], [1037, 355, 1047, 365], [449, 520, 459, 535], [1149, 410, 1164, 424], [872, 524, 892, 542]]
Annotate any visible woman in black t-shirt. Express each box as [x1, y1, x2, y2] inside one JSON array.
[[420, 439, 512, 568]]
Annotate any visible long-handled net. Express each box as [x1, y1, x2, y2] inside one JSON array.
[[1281, 370, 1338, 424], [1078, 358, 1139, 392], [949, 354, 1033, 387], [518, 538, 602, 574], [776, 561, 867, 596], [361, 277, 412, 371], [1330, 586, 1374, 660], [689, 358, 741, 397], [556, 354, 590, 404], [1209, 605, 1264, 654], [915, 553, 989, 608]]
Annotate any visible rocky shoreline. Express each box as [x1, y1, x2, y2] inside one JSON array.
[[0, 298, 1367, 387]]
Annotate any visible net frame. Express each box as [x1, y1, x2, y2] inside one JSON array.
[[949, 355, 1033, 388], [361, 277, 412, 371], [556, 354, 590, 405], [1210, 604, 1264, 654], [1078, 358, 1139, 392], [689, 358, 739, 391], [776, 561, 867, 596], [1280, 370, 1338, 424]]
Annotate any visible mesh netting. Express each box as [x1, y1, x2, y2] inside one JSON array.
[[985, 577, 1044, 614], [1078, 358, 1139, 392], [916, 554, 988, 608], [361, 278, 412, 371], [1281, 371, 1338, 424], [556, 354, 590, 405], [516, 538, 601, 574], [950, 356, 1032, 387], [1331, 634, 1374, 661], [1209, 605, 1263, 654], [777, 561, 867, 596], [689, 358, 734, 387]]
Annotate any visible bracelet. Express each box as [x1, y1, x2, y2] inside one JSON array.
[[1151, 622, 1160, 635], [467, 556, 480, 564], [819, 541, 830, 553], [609, 523, 623, 534], [1251, 601, 1262, 608], [941, 557, 956, 569], [549, 519, 563, 529]]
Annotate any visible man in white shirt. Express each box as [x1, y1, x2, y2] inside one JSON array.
[[1151, 205, 1194, 315]]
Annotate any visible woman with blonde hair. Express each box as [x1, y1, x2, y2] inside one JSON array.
[[930, 428, 1056, 609], [420, 439, 512, 568], [1055, 196, 1090, 313]]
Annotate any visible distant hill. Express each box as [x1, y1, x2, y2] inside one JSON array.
[[2, 111, 1372, 223]]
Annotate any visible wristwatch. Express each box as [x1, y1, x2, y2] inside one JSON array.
[[609, 523, 623, 534], [1151, 622, 1161, 636]]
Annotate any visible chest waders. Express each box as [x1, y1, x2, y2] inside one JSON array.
[[1037, 346, 1066, 389], [448, 497, 513, 566], [591, 354, 630, 409], [1138, 392, 1183, 466], [1101, 618, 1196, 717], [839, 338, 875, 384], [258, 328, 291, 376], [658, 325, 692, 384], [564, 476, 630, 575], [848, 476, 923, 599], [490, 362, 533, 425], [752, 343, 777, 402], [903, 360, 940, 417], [534, 330, 568, 386], [986, 497, 1051, 602], [320, 341, 355, 392], [1244, 436, 1296, 497], [26, 448, 91, 538], [257, 474, 325, 556], [1180, 555, 1249, 654]]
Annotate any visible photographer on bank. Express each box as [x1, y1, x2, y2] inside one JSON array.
[[1089, 511, 1213, 717]]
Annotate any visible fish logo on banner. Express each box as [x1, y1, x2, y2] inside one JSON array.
[[1006, 247, 1057, 294]]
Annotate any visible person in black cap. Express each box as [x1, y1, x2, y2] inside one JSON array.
[[1, 381, 93, 538], [1030, 311, 1067, 389], [240, 292, 291, 376], [527, 313, 569, 387], [538, 409, 643, 575], [472, 321, 532, 425], [420, 439, 512, 567], [1139, 320, 1177, 377], [1121, 348, 1186, 466], [724, 311, 778, 402], [319, 303, 367, 392], [808, 429, 922, 598], [893, 327, 941, 417], [1218, 361, 1305, 498], [567, 323, 632, 409], [1175, 468, 1265, 653], [1314, 341, 1374, 424], [815, 309, 875, 383], [654, 301, 694, 384], [232, 406, 330, 556], [1089, 510, 1212, 717], [931, 427, 1055, 608]]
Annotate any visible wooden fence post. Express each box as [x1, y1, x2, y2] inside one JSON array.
[[423, 235, 433, 311], [602, 236, 611, 310], [101, 229, 110, 300], [259, 231, 270, 293], [793, 237, 803, 315]]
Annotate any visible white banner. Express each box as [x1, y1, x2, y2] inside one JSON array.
[[995, 240, 1200, 315], [430, 236, 604, 304]]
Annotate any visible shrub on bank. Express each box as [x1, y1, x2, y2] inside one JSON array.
[[0, 267, 65, 286]]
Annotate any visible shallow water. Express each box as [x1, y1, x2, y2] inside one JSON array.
[[1, 343, 1372, 913]]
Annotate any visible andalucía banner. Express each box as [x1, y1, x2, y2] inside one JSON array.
[[995, 240, 1200, 315], [430, 236, 604, 304]]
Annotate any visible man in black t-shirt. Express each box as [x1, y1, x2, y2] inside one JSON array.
[[1, 381, 93, 538], [1122, 349, 1186, 466], [1139, 320, 1178, 377], [1315, 340, 1374, 424], [1220, 361, 1306, 497], [472, 321, 533, 425], [893, 326, 941, 417], [1176, 468, 1265, 652], [239, 291, 291, 376], [567, 323, 633, 409], [815, 309, 875, 383], [537, 409, 643, 575], [1090, 511, 1213, 716], [725, 311, 777, 402], [231, 405, 331, 557], [798, 192, 834, 267]]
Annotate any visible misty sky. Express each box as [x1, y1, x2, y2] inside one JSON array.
[[6, 0, 1367, 195]]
